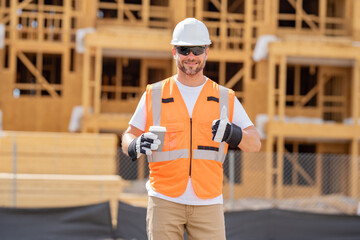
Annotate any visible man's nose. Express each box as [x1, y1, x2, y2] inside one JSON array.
[[187, 51, 196, 58]]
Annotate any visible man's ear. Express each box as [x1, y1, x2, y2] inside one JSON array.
[[205, 46, 210, 59], [172, 47, 176, 59]]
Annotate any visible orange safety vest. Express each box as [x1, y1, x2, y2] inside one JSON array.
[[145, 76, 235, 199]]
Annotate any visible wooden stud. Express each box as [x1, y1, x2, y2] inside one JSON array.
[[115, 58, 123, 100], [267, 54, 276, 122], [278, 55, 286, 121], [219, 61, 226, 86], [142, 0, 150, 27], [94, 47, 102, 115], [265, 133, 274, 199], [350, 138, 359, 198], [319, 0, 326, 35], [82, 47, 91, 132], [352, 60, 360, 125], [276, 135, 284, 199]]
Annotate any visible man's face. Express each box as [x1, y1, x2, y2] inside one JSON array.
[[173, 46, 208, 76]]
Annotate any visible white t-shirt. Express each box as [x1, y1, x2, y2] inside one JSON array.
[[129, 75, 253, 205]]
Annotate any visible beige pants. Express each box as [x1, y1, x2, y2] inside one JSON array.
[[146, 196, 226, 240]]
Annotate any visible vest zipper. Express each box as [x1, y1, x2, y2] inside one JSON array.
[[189, 118, 193, 176]]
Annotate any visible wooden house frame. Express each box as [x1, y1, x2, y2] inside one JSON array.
[[1, 0, 360, 201]]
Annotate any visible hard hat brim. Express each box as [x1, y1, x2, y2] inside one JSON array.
[[170, 40, 212, 46]]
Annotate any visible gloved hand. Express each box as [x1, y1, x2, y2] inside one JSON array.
[[128, 132, 161, 161], [212, 106, 243, 147]]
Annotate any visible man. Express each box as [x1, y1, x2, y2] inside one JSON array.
[[122, 18, 261, 240]]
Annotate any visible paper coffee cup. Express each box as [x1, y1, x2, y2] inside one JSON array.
[[149, 126, 166, 151]]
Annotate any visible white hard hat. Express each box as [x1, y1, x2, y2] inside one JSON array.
[[171, 18, 212, 46]]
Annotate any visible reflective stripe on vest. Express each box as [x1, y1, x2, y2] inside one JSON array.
[[150, 80, 229, 164], [151, 81, 162, 126], [148, 149, 189, 162]]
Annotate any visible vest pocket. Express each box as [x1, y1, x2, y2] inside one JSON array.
[[163, 122, 184, 151], [197, 121, 219, 149]]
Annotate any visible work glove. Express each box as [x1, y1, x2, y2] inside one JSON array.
[[128, 132, 161, 161], [212, 106, 243, 147]]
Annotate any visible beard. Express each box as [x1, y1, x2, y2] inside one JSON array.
[[177, 57, 206, 76]]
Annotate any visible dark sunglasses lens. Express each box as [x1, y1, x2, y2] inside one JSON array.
[[177, 47, 190, 55], [191, 47, 205, 55], [176, 46, 205, 56]]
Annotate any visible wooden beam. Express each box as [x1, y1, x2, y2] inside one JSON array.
[[267, 54, 276, 121], [315, 144, 323, 194], [244, 0, 253, 85], [17, 51, 59, 98], [265, 133, 274, 199], [82, 46, 91, 133], [269, 41, 360, 59], [353, 0, 360, 40], [115, 58, 122, 100], [17, 0, 33, 10], [139, 59, 147, 94], [267, 121, 360, 139], [225, 67, 244, 89], [36, 52, 43, 96], [278, 55, 286, 121], [350, 138, 359, 198], [299, 76, 331, 107], [319, 0, 326, 35], [287, 0, 318, 31], [276, 136, 284, 199], [195, 0, 203, 20], [209, 0, 221, 11], [142, 0, 150, 27], [219, 61, 226, 86], [228, 0, 244, 13], [352, 60, 360, 125], [94, 47, 102, 115]]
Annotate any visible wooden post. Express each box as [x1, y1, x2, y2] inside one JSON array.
[[220, 0, 227, 52], [8, 0, 17, 73], [267, 54, 276, 122], [350, 138, 359, 198], [353, 0, 360, 40], [276, 135, 284, 199], [94, 47, 102, 115], [142, 0, 150, 27], [278, 55, 286, 121], [244, 0, 253, 86], [350, 59, 360, 198], [115, 58, 123, 100], [294, 65, 300, 108], [37, 0, 44, 42], [352, 60, 360, 126], [316, 144, 323, 195], [62, 0, 71, 44], [140, 59, 147, 95], [265, 132, 274, 199], [170, 0, 186, 26], [36, 52, 43, 96], [270, 1, 279, 34], [81, 46, 91, 132], [295, 0, 302, 33], [266, 54, 276, 198], [319, 0, 326, 35], [219, 61, 226, 86], [195, 0, 203, 20]]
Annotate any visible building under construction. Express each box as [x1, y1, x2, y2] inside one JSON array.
[[0, 0, 360, 212]]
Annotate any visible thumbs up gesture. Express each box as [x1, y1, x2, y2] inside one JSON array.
[[211, 106, 243, 147]]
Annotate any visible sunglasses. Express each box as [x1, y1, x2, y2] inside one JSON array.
[[175, 46, 207, 56]]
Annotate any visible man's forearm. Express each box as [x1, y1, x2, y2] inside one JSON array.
[[121, 125, 144, 156], [238, 126, 261, 152]]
